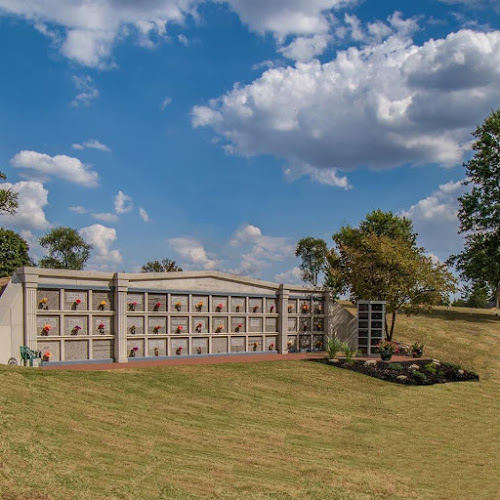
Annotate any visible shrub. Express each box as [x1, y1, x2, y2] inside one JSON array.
[[413, 371, 427, 382], [424, 363, 437, 374], [444, 362, 462, 371], [326, 336, 343, 359], [387, 363, 404, 370]]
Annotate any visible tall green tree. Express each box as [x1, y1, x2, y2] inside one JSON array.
[[449, 109, 500, 308], [0, 229, 33, 277], [295, 237, 328, 286], [0, 171, 18, 215], [327, 211, 456, 340], [39, 227, 92, 270], [141, 258, 183, 273]]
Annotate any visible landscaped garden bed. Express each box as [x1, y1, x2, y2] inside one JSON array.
[[312, 357, 479, 385]]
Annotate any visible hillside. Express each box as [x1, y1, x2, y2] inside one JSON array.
[[0, 306, 499, 500]]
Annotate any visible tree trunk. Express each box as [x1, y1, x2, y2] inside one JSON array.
[[384, 315, 389, 339], [387, 310, 397, 341], [497, 280, 500, 309]]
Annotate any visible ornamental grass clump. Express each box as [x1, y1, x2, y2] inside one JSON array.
[[326, 336, 343, 359], [341, 342, 357, 363]]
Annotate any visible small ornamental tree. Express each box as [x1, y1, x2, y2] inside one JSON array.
[[0, 171, 18, 216], [326, 211, 456, 340], [0, 229, 33, 277], [295, 237, 328, 286], [449, 109, 500, 307], [39, 227, 92, 270], [141, 258, 182, 272]]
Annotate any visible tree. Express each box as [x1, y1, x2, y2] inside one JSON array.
[[295, 237, 328, 286], [0, 171, 18, 215], [326, 211, 456, 340], [452, 281, 490, 309], [449, 109, 500, 308], [0, 229, 33, 277], [39, 227, 92, 270], [141, 258, 183, 273]]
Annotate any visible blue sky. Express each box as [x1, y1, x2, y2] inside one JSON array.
[[0, 0, 499, 283]]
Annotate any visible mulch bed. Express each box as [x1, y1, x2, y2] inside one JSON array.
[[312, 357, 479, 385]]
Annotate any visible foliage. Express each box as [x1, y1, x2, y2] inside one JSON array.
[[424, 363, 437, 374], [412, 371, 427, 382], [0, 170, 18, 215], [341, 342, 356, 363], [326, 336, 343, 359], [38, 227, 92, 270], [452, 281, 490, 308], [449, 109, 500, 307], [295, 237, 328, 287], [141, 258, 183, 273], [387, 363, 403, 370], [410, 342, 425, 355], [326, 210, 457, 340], [0, 229, 33, 277]]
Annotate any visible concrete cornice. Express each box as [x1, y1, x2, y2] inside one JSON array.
[[16, 267, 320, 294]]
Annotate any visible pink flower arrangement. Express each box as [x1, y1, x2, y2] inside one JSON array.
[[217, 303, 224, 311], [176, 346, 182, 355], [72, 325, 82, 335], [97, 323, 105, 334], [176, 325, 183, 333], [270, 305, 275, 312], [154, 302, 161, 310]]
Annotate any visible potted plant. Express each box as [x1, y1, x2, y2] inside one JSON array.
[[410, 342, 425, 358], [376, 340, 398, 361], [41, 324, 51, 336], [97, 323, 105, 335]]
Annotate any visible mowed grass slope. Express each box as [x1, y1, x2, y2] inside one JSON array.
[[1, 306, 499, 500]]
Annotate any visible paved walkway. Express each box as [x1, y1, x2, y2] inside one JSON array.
[[41, 352, 421, 371]]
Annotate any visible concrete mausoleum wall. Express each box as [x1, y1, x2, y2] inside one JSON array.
[[0, 267, 357, 365]]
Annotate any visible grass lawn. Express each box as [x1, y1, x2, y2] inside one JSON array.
[[1, 305, 499, 500]]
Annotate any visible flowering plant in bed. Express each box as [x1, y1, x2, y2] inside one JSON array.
[[376, 340, 399, 361], [410, 342, 425, 358]]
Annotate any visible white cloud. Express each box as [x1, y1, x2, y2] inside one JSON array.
[[79, 224, 122, 268], [72, 139, 111, 152], [192, 29, 500, 186], [274, 267, 304, 284], [0, 181, 50, 230], [69, 205, 87, 214], [114, 191, 133, 214], [139, 207, 150, 222], [229, 224, 295, 276], [71, 75, 99, 106], [91, 212, 119, 223], [178, 33, 189, 45], [160, 97, 172, 111], [168, 237, 218, 270], [0, 0, 358, 67], [10, 150, 99, 187], [279, 34, 331, 62], [284, 163, 351, 189], [402, 179, 466, 259]]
